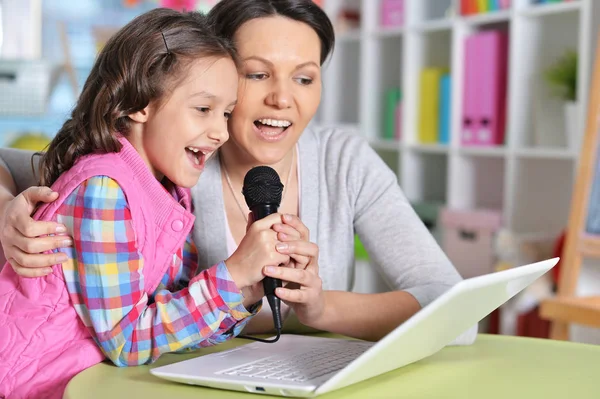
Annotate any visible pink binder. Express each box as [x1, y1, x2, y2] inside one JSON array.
[[478, 30, 508, 146], [499, 0, 511, 9], [462, 30, 508, 147], [461, 34, 481, 146]]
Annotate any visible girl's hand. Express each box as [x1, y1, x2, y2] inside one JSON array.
[[225, 213, 289, 307], [1, 187, 72, 277], [265, 239, 324, 328]]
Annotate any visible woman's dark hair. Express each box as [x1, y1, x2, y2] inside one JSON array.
[[207, 0, 335, 65], [37, 8, 239, 187]]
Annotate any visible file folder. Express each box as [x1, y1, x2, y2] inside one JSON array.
[[462, 30, 508, 147], [439, 74, 451, 145], [477, 0, 488, 12], [462, 34, 481, 145], [478, 30, 508, 146], [418, 68, 446, 143]]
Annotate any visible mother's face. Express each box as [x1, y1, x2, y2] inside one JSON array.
[[228, 16, 322, 164]]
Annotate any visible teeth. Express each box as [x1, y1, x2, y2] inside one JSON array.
[[258, 118, 291, 128], [186, 146, 204, 166]]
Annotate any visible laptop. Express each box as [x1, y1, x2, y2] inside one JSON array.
[[150, 258, 558, 397]]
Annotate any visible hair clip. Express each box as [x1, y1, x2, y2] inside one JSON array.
[[161, 31, 170, 54]]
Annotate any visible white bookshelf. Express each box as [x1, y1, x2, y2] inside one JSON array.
[[317, 0, 600, 241]]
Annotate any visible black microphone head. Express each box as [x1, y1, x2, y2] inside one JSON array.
[[242, 166, 283, 208]]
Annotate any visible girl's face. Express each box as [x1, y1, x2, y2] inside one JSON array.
[[227, 16, 322, 165], [129, 56, 238, 187]]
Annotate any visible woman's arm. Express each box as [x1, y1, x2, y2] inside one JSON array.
[[333, 133, 474, 342], [0, 149, 71, 275], [0, 160, 17, 265], [58, 176, 259, 366], [350, 142, 462, 307], [0, 148, 39, 194]]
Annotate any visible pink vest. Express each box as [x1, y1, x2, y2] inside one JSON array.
[[0, 138, 195, 399]]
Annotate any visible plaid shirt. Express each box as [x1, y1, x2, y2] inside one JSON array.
[[54, 176, 258, 366]]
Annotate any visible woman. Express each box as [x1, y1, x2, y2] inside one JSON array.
[[0, 0, 475, 343]]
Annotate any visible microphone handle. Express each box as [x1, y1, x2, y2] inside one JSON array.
[[251, 203, 279, 220], [250, 203, 283, 332], [250, 203, 283, 295]]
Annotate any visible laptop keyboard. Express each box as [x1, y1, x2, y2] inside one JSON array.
[[217, 340, 372, 383]]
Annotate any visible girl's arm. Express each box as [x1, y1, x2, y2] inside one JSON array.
[[57, 176, 259, 367]]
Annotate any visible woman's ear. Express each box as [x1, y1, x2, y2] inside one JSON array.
[[128, 105, 151, 124]]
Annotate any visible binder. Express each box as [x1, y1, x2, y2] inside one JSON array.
[[466, 0, 479, 15], [499, 0, 511, 8], [380, 0, 404, 28], [478, 30, 509, 146], [462, 34, 481, 146], [477, 0, 488, 12], [462, 30, 508, 147], [439, 74, 451, 145], [461, 0, 478, 15], [418, 68, 446, 143]]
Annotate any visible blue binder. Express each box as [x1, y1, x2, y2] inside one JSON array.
[[438, 74, 451, 145]]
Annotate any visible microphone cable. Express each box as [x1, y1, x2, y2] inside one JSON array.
[[239, 294, 282, 343]]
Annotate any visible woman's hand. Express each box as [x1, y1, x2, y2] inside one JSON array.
[[266, 229, 325, 328], [0, 187, 71, 277], [272, 214, 312, 270]]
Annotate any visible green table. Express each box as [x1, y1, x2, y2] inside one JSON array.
[[63, 334, 600, 399]]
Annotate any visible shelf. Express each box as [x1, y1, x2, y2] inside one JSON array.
[[511, 157, 575, 234], [520, 1, 581, 18], [373, 27, 404, 38], [402, 150, 448, 204], [449, 154, 505, 210], [515, 147, 577, 160], [510, 11, 580, 149], [406, 143, 449, 154], [369, 139, 401, 151], [315, 0, 595, 265], [462, 10, 512, 26], [458, 146, 507, 157], [421, 0, 454, 22], [414, 19, 453, 33]]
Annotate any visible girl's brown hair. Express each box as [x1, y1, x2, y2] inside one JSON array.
[[38, 8, 239, 186]]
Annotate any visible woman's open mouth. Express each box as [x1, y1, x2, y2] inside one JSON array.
[[253, 118, 292, 142]]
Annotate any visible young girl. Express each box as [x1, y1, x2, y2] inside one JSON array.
[[0, 8, 308, 399]]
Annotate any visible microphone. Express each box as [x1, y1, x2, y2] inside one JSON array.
[[242, 166, 284, 336]]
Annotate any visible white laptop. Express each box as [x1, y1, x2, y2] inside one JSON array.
[[150, 258, 558, 397]]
